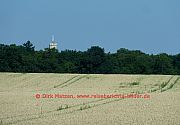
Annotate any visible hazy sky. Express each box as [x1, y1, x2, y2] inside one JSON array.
[[0, 0, 180, 54]]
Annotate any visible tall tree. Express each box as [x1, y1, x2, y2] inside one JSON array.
[[23, 41, 35, 52]]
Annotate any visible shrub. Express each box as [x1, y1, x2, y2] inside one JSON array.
[[129, 82, 140, 86], [57, 105, 63, 111]]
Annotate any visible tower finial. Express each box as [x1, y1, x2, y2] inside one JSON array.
[[52, 35, 54, 42]]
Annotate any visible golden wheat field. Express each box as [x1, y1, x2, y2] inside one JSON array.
[[0, 73, 180, 125]]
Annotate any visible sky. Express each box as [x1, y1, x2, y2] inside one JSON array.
[[0, 0, 180, 54]]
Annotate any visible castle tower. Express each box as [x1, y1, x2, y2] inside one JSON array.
[[49, 35, 57, 49]]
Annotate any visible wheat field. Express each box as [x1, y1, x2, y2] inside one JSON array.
[[0, 73, 180, 125]]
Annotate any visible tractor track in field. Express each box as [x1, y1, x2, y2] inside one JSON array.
[[53, 75, 79, 88], [3, 97, 125, 125], [53, 75, 88, 88], [60, 75, 89, 88], [27, 75, 88, 92], [148, 75, 175, 93], [2, 90, 148, 125], [161, 76, 180, 92], [2, 97, 110, 125]]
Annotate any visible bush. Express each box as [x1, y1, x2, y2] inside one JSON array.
[[129, 82, 140, 86]]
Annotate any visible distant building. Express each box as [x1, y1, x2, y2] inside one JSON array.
[[49, 35, 57, 49]]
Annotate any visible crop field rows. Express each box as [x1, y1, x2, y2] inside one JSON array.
[[0, 73, 180, 125]]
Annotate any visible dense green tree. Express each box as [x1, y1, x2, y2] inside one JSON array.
[[0, 42, 179, 74], [153, 53, 174, 74], [86, 46, 105, 73], [173, 54, 180, 74]]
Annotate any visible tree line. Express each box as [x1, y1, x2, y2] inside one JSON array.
[[0, 41, 180, 74]]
